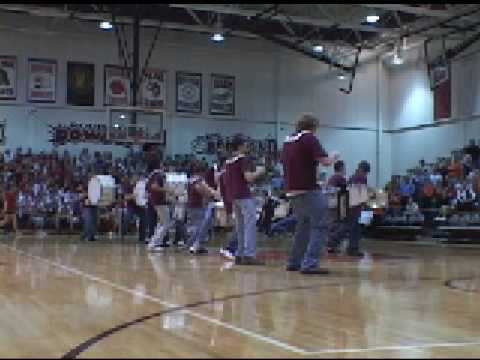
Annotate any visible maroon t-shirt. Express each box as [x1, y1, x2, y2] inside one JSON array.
[[282, 131, 328, 192], [147, 171, 167, 206], [225, 155, 254, 201], [5, 190, 17, 213], [328, 174, 347, 188], [204, 167, 216, 190], [187, 176, 204, 209]]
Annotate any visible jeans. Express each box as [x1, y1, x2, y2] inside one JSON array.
[[348, 207, 362, 253], [233, 198, 257, 258], [147, 204, 157, 239], [328, 220, 349, 250], [271, 216, 297, 235], [82, 206, 98, 241], [224, 231, 238, 253], [288, 191, 328, 271], [187, 204, 214, 249], [122, 205, 146, 242]]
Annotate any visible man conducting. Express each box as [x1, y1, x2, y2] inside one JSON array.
[[282, 114, 338, 274]]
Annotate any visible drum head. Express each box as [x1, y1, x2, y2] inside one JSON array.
[[88, 177, 101, 205]]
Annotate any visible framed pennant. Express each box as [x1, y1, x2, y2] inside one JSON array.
[[67, 61, 95, 106], [27, 58, 57, 103], [209, 74, 235, 116], [141, 68, 167, 108], [176, 71, 202, 114], [104, 65, 131, 106], [0, 56, 17, 100]]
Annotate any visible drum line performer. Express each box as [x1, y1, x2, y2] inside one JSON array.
[[146, 157, 176, 252], [346, 160, 371, 257], [186, 165, 220, 254], [282, 114, 339, 274], [225, 135, 265, 266]]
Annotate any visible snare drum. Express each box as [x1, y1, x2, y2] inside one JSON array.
[[88, 175, 116, 207]]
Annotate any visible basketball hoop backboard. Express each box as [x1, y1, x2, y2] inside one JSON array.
[[106, 107, 166, 145]]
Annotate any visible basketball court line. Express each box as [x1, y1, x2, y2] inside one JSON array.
[[4, 243, 480, 357], [303, 341, 480, 354], [2, 244, 310, 355]]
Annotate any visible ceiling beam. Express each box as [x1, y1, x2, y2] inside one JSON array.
[[359, 4, 452, 18], [185, 8, 204, 26], [169, 3, 393, 34], [359, 3, 480, 23]]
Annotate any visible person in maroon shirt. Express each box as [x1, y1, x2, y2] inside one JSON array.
[[281, 114, 338, 274], [328, 160, 347, 189], [186, 165, 219, 254], [225, 136, 265, 266], [121, 175, 147, 243], [327, 160, 348, 254], [218, 158, 238, 260], [3, 183, 18, 234], [346, 160, 370, 257], [146, 157, 176, 252]]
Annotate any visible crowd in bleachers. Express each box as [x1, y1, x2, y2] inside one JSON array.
[[0, 147, 213, 234], [383, 139, 480, 226]]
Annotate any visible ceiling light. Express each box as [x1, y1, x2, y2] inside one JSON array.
[[312, 44, 324, 53], [392, 54, 404, 65], [392, 45, 404, 65], [366, 15, 380, 23], [120, 114, 126, 119], [99, 21, 113, 30], [211, 14, 224, 42], [211, 32, 224, 42]]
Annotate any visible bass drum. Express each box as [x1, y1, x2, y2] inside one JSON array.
[[88, 175, 116, 207]]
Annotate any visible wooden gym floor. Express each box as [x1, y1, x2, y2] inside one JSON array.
[[1, 233, 480, 358]]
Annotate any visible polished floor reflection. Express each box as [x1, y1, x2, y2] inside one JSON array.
[[1, 235, 480, 358]]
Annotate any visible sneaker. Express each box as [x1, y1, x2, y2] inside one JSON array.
[[239, 257, 265, 266], [300, 268, 330, 275], [148, 240, 161, 251], [189, 246, 198, 254], [286, 265, 300, 271], [148, 245, 166, 252], [189, 246, 208, 255], [220, 248, 235, 260]]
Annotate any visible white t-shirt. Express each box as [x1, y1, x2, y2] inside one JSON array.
[[134, 179, 147, 207]]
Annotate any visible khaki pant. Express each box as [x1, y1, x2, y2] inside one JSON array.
[[150, 205, 173, 246]]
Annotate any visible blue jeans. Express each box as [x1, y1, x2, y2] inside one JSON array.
[[224, 231, 238, 253], [187, 205, 214, 248], [82, 206, 98, 240], [147, 204, 157, 239], [271, 216, 297, 234], [288, 191, 328, 270], [233, 198, 257, 258], [348, 208, 362, 253], [122, 205, 146, 242]]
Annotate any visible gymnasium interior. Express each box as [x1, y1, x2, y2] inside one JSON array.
[[1, 3, 480, 359]]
